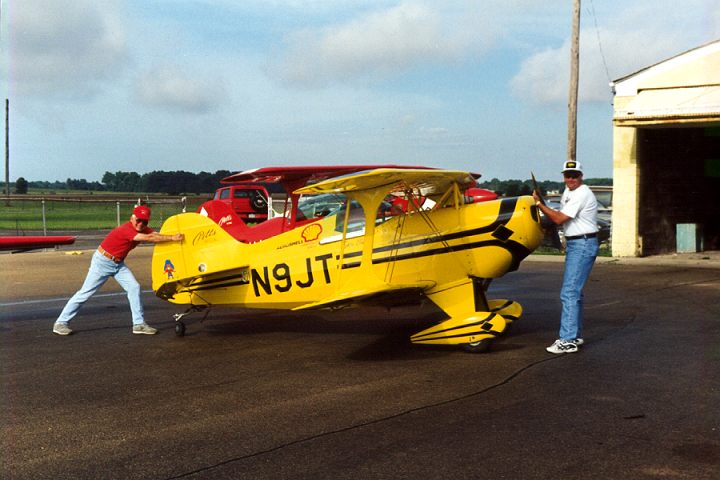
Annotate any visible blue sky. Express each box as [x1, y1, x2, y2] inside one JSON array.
[[2, 0, 718, 183]]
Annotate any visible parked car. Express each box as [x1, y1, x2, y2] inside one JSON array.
[[539, 195, 611, 249], [213, 183, 287, 222], [590, 185, 613, 211]]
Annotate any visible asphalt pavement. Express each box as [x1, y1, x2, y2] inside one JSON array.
[[1, 246, 719, 480]]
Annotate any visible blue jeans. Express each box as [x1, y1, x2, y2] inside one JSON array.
[[559, 237, 598, 341], [56, 251, 145, 326]]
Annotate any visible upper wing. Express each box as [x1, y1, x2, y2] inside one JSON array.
[[294, 168, 478, 197], [220, 165, 436, 185]]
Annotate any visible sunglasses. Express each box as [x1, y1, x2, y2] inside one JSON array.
[[563, 172, 581, 179]]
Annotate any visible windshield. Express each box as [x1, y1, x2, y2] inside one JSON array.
[[297, 193, 346, 219], [297, 193, 394, 234]]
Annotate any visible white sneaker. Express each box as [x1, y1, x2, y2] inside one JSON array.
[[546, 339, 578, 354], [132, 323, 158, 335], [53, 322, 72, 336], [572, 338, 584, 346]]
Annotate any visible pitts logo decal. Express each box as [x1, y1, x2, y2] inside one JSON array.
[[192, 228, 217, 246]]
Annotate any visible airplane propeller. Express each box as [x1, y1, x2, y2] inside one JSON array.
[[531, 171, 564, 251]]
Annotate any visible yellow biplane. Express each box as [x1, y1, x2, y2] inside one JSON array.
[[152, 166, 544, 352]]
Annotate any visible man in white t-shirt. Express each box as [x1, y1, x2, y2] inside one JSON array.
[[533, 161, 599, 354]]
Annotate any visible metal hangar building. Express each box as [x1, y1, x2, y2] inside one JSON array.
[[611, 40, 720, 257]]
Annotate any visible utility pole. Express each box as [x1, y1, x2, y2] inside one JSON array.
[[5, 98, 8, 204], [2, 3, 9, 203], [567, 0, 581, 163]]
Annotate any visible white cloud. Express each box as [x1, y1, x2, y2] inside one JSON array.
[[510, 2, 720, 105], [510, 29, 701, 105], [7, 0, 128, 99], [269, 2, 496, 87], [135, 65, 226, 113]]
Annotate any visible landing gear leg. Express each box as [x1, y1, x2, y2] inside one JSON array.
[[172, 305, 209, 337], [412, 278, 506, 352]]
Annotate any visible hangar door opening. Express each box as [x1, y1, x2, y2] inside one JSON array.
[[637, 126, 720, 255]]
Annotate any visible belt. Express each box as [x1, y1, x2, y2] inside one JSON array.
[[97, 246, 122, 263], [565, 232, 598, 241]]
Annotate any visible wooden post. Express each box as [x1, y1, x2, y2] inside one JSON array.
[[5, 99, 9, 204], [567, 0, 581, 163]]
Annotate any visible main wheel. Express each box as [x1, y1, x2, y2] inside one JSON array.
[[175, 321, 186, 337], [462, 338, 492, 353]]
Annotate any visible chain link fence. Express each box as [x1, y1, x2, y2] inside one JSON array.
[[1, 195, 209, 234]]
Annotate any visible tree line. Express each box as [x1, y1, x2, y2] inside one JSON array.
[[10, 170, 234, 195], [477, 177, 612, 196], [7, 170, 612, 196]]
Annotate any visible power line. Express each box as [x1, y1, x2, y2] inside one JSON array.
[[587, 0, 612, 84]]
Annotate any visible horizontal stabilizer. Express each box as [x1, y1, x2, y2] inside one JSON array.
[[155, 265, 251, 301]]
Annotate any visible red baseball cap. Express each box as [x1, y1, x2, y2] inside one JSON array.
[[133, 205, 151, 221]]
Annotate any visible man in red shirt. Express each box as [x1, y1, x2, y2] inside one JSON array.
[[53, 205, 184, 336]]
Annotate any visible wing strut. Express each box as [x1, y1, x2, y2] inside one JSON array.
[[334, 197, 354, 286]]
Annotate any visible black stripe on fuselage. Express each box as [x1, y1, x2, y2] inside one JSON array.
[[182, 279, 250, 293], [371, 239, 527, 264], [178, 273, 249, 293], [340, 197, 531, 269], [372, 197, 518, 255]]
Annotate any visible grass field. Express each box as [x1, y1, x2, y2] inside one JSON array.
[[0, 196, 208, 231], [2, 193, 611, 256]]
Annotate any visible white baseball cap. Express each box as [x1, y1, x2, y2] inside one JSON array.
[[561, 160, 583, 174]]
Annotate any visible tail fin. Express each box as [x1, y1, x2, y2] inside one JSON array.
[[197, 200, 250, 242], [151, 210, 249, 303]]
